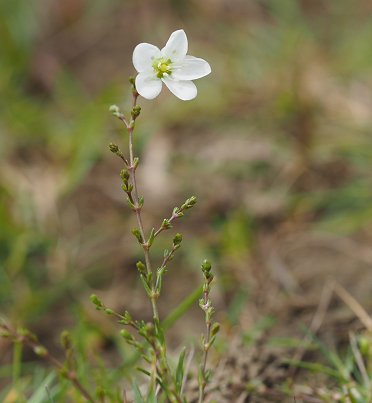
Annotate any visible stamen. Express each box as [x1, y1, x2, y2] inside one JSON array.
[[153, 57, 172, 78]]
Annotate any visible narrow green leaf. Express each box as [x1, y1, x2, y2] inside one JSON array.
[[140, 275, 152, 296], [155, 273, 162, 294], [28, 371, 56, 403], [154, 318, 165, 346], [132, 382, 145, 403], [146, 384, 157, 403], [285, 359, 345, 380], [162, 285, 203, 331], [148, 228, 155, 247], [176, 347, 186, 393], [136, 367, 151, 377], [127, 198, 136, 210], [301, 327, 350, 381]]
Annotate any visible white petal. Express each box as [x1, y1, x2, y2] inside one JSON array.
[[172, 55, 211, 80], [135, 72, 162, 100], [162, 77, 197, 101], [161, 29, 188, 61], [133, 43, 161, 72]]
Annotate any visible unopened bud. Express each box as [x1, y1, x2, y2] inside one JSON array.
[[123, 310, 132, 323], [359, 336, 371, 356], [211, 322, 220, 337], [182, 196, 197, 210], [90, 294, 103, 309], [161, 219, 172, 230], [34, 346, 48, 357], [120, 329, 134, 341], [108, 143, 119, 153], [131, 228, 143, 244], [131, 105, 141, 119], [120, 169, 130, 182], [201, 259, 212, 273], [109, 105, 120, 114], [173, 233, 183, 247], [136, 261, 147, 275]]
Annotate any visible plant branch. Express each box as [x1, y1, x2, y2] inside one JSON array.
[[125, 90, 159, 322], [1, 323, 96, 403], [198, 260, 218, 403]]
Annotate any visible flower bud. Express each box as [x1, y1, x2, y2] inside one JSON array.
[[201, 259, 212, 273], [90, 294, 103, 309], [173, 233, 183, 247], [359, 336, 371, 356], [18, 328, 38, 342], [109, 104, 120, 114], [120, 169, 130, 181], [108, 143, 119, 153], [131, 228, 143, 244], [131, 105, 141, 119], [120, 329, 134, 341], [136, 261, 147, 275], [34, 346, 48, 357], [211, 322, 220, 337], [161, 219, 172, 229], [181, 196, 197, 210], [123, 310, 132, 323]]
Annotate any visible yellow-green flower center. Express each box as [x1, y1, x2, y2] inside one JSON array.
[[159, 63, 169, 72], [153, 58, 172, 78]]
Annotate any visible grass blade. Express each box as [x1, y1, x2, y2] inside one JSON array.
[[176, 347, 186, 394], [132, 382, 145, 403], [162, 286, 202, 331]]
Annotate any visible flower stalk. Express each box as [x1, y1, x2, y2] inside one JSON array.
[[127, 89, 160, 322], [198, 260, 219, 403], [108, 79, 198, 402]]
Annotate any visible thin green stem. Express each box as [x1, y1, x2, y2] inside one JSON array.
[[44, 349, 96, 402], [154, 211, 179, 238], [198, 289, 212, 403], [123, 88, 182, 403], [126, 93, 159, 322], [202, 331, 210, 371]]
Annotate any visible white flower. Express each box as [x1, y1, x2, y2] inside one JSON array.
[[132, 29, 211, 101]]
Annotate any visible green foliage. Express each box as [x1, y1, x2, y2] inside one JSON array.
[[287, 332, 372, 401], [2, 0, 372, 401]]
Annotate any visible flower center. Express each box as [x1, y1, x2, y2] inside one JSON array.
[[153, 58, 172, 78]]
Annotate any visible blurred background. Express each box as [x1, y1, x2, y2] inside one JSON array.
[[1, 0, 372, 400]]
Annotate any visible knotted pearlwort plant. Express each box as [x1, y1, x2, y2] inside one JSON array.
[[0, 29, 217, 403], [96, 29, 217, 402]]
